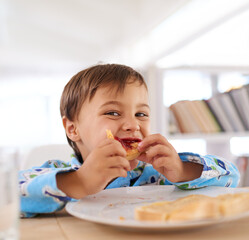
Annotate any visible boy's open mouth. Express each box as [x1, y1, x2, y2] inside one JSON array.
[[114, 137, 141, 150]]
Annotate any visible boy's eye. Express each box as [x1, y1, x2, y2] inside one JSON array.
[[105, 111, 120, 116], [136, 112, 148, 117]]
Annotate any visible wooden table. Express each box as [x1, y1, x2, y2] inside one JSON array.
[[20, 209, 249, 240]]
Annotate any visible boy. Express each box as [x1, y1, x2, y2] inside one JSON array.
[[19, 64, 240, 217]]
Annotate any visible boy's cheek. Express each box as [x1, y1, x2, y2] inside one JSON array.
[[99, 127, 112, 142]]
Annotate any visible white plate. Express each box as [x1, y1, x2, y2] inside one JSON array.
[[66, 185, 249, 231]]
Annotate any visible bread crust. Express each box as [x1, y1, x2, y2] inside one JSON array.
[[218, 192, 249, 216], [135, 192, 249, 222], [126, 142, 140, 160]]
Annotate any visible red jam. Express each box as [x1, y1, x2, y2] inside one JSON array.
[[114, 137, 141, 150]]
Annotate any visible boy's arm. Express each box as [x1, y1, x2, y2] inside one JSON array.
[[137, 134, 240, 188], [118, 153, 239, 189], [169, 152, 240, 189], [19, 158, 79, 218], [124, 153, 239, 189]]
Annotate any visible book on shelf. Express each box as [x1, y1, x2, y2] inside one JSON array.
[[184, 100, 209, 133], [169, 101, 201, 133], [169, 84, 249, 134], [217, 92, 246, 131], [205, 96, 234, 132], [194, 100, 222, 133], [229, 85, 249, 130], [169, 100, 222, 134], [180, 100, 202, 133], [169, 103, 187, 133]]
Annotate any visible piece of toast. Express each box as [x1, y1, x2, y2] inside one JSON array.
[[135, 194, 220, 222], [135, 192, 249, 222], [106, 129, 141, 161], [125, 142, 140, 160], [106, 129, 114, 139], [218, 192, 249, 217]]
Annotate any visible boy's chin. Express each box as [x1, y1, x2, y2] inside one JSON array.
[[129, 159, 139, 171]]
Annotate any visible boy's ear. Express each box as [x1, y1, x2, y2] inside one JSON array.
[[62, 116, 81, 142]]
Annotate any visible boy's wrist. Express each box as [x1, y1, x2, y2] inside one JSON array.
[[177, 162, 203, 183], [56, 170, 88, 199]]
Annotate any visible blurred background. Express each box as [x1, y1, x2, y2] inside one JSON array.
[[1, 0, 249, 171]]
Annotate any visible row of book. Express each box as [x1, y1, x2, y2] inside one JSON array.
[[236, 155, 249, 187], [169, 84, 249, 134]]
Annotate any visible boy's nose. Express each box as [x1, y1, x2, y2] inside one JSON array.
[[122, 116, 140, 132]]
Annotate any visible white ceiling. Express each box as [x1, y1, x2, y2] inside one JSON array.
[[156, 1, 249, 71], [0, 0, 190, 77], [2, 0, 249, 80]]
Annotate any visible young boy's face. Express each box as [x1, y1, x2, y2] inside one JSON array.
[[75, 80, 150, 162]]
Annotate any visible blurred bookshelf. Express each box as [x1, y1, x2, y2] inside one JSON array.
[[156, 66, 249, 162], [167, 84, 249, 136]]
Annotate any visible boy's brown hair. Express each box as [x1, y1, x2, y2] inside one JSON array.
[[60, 63, 147, 163]]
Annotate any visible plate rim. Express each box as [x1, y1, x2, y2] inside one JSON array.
[[65, 185, 249, 230]]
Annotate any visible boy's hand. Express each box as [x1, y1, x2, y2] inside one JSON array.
[[78, 138, 130, 195], [57, 138, 130, 199], [137, 134, 203, 183]]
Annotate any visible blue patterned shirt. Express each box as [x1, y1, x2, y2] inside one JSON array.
[[19, 152, 240, 217]]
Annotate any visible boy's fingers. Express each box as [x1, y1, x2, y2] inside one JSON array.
[[146, 144, 171, 161], [107, 156, 131, 171], [138, 134, 169, 152], [137, 144, 171, 164], [107, 167, 128, 179], [99, 139, 126, 157], [97, 138, 118, 147], [137, 152, 149, 163], [152, 156, 169, 169]]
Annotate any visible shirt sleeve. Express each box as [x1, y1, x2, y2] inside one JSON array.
[[169, 152, 240, 189], [19, 158, 80, 218], [107, 153, 240, 189]]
